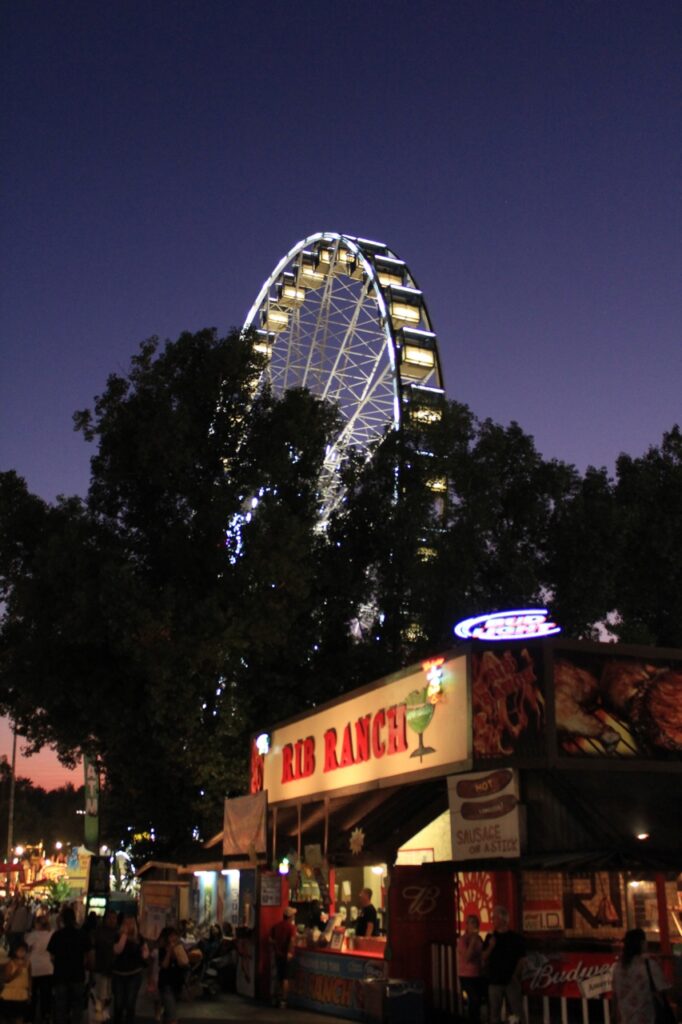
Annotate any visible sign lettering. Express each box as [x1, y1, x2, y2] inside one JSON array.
[[401, 885, 441, 917], [262, 656, 468, 803], [454, 608, 561, 642]]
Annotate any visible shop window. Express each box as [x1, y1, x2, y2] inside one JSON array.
[[626, 879, 660, 939]]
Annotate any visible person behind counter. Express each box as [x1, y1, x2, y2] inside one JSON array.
[[355, 889, 378, 938], [307, 901, 329, 933]]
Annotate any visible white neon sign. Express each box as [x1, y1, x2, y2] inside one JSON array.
[[453, 608, 561, 642]]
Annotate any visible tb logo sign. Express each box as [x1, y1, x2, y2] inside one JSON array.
[[401, 885, 441, 918]]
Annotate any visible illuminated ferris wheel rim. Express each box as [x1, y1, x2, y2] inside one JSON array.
[[243, 231, 445, 514]]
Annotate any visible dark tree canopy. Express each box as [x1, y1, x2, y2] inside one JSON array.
[[1, 325, 679, 858]]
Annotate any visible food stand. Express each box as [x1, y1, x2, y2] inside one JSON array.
[[233, 612, 682, 1020]]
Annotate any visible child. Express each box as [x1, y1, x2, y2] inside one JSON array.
[[0, 941, 31, 1024]]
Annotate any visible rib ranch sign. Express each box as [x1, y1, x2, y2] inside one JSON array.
[[262, 655, 469, 803]]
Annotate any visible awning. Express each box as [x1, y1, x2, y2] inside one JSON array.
[[270, 778, 449, 866]]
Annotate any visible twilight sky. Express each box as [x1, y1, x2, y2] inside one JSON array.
[[1, 1, 681, 786]]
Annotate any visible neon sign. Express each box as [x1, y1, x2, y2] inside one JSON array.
[[422, 657, 445, 704], [454, 609, 561, 642], [255, 733, 270, 756]]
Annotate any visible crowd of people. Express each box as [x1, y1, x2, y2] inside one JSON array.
[[0, 896, 235, 1024]]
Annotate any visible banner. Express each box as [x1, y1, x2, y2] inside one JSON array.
[[223, 791, 267, 857], [83, 757, 99, 850], [262, 654, 468, 803], [554, 651, 682, 760], [471, 646, 545, 760], [289, 949, 386, 1021], [448, 769, 521, 860], [523, 951, 617, 1000]]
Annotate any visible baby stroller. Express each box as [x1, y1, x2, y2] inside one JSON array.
[[181, 947, 204, 1001]]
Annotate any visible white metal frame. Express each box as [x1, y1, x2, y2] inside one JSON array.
[[244, 232, 444, 519]]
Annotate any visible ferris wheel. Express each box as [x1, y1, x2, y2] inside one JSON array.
[[244, 232, 445, 519]]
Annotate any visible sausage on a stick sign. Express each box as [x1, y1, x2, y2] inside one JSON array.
[[261, 655, 469, 804], [447, 769, 521, 860]]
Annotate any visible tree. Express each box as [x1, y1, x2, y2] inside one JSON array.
[[318, 399, 592, 680], [612, 425, 682, 646], [2, 323, 678, 858], [1, 329, 340, 857]]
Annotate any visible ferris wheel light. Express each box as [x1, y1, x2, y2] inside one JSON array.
[[243, 232, 443, 524]]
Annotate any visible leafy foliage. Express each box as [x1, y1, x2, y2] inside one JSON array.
[[1, 324, 679, 859]]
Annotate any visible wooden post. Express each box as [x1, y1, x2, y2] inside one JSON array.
[[271, 805, 278, 864], [297, 803, 302, 861], [654, 872, 673, 982]]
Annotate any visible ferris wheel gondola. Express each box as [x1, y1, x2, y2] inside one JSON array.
[[244, 232, 445, 520]]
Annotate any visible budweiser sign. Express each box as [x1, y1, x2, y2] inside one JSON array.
[[523, 952, 617, 1000]]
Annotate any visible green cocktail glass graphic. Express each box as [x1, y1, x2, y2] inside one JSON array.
[[405, 688, 436, 761]]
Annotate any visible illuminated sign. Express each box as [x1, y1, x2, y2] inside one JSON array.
[[262, 655, 469, 803], [454, 609, 561, 642], [255, 733, 270, 756]]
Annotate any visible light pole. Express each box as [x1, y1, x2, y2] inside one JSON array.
[[6, 725, 17, 864]]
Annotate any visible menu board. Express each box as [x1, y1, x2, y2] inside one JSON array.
[[260, 873, 282, 907]]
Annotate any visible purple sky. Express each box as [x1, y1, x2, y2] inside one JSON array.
[[1, 3, 681, 784]]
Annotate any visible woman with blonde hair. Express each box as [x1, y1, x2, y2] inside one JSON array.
[[0, 940, 32, 1024]]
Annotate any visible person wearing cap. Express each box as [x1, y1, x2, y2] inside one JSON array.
[[269, 907, 297, 1009]]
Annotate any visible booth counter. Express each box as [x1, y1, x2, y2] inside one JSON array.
[[289, 944, 387, 1021]]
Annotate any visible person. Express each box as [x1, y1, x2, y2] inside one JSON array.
[[156, 928, 189, 1024], [0, 940, 32, 1024], [457, 914, 484, 1024], [198, 925, 221, 963], [92, 911, 119, 1015], [481, 906, 525, 1024], [81, 914, 98, 944], [268, 907, 297, 1009], [7, 899, 33, 954], [25, 916, 53, 1024], [355, 888, 378, 938], [47, 906, 90, 1024], [307, 901, 328, 933], [612, 928, 672, 1024], [111, 918, 148, 1024]]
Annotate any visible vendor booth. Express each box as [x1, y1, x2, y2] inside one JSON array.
[[215, 615, 682, 1021]]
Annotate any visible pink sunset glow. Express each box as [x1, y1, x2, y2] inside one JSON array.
[[0, 717, 79, 791]]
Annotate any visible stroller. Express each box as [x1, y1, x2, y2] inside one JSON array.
[[181, 947, 205, 1001]]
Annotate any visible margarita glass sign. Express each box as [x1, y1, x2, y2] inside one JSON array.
[[454, 609, 561, 642], [405, 658, 446, 761]]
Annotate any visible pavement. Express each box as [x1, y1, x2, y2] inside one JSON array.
[[136, 988, 337, 1024]]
